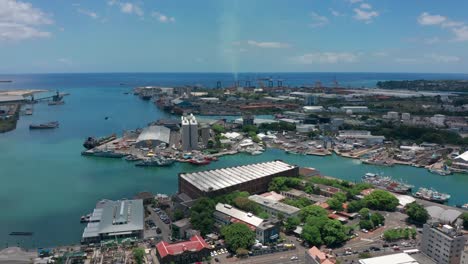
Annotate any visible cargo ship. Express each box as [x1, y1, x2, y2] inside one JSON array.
[[362, 173, 413, 194], [413, 187, 450, 203], [135, 157, 175, 167], [83, 134, 116, 149], [29, 121, 59, 129]]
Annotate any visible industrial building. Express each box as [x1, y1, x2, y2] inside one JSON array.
[[155, 235, 211, 264], [135, 125, 171, 148], [178, 160, 299, 199], [420, 222, 466, 264], [214, 203, 280, 244], [81, 199, 144, 244], [248, 194, 300, 218], [181, 114, 199, 151]]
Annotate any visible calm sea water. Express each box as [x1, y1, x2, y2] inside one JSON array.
[[0, 73, 467, 249]]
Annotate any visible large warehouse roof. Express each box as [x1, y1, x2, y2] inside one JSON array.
[[180, 160, 296, 192], [137, 125, 170, 144], [426, 205, 462, 224]]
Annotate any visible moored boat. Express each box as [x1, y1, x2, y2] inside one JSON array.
[[189, 157, 210, 165], [83, 134, 117, 149], [362, 173, 413, 194], [413, 187, 450, 203], [29, 121, 59, 129], [81, 149, 127, 158], [135, 157, 175, 167], [125, 155, 142, 162]]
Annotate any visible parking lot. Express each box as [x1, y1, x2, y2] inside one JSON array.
[[146, 205, 172, 242]]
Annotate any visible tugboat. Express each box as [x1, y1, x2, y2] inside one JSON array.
[[135, 157, 175, 167], [83, 134, 117, 149], [362, 173, 413, 194], [29, 121, 59, 129], [413, 187, 451, 203]]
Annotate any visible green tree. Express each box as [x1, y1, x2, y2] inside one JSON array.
[[359, 220, 373, 230], [132, 248, 145, 264], [327, 198, 343, 211], [222, 223, 256, 251], [190, 198, 215, 235], [234, 197, 260, 213], [173, 209, 185, 221], [405, 202, 429, 226], [347, 200, 364, 213], [370, 212, 385, 227], [359, 208, 371, 220], [268, 177, 302, 192], [242, 125, 258, 133], [212, 124, 225, 134], [321, 220, 348, 247], [299, 205, 328, 221], [363, 190, 399, 211], [283, 197, 312, 209], [302, 225, 323, 246], [284, 216, 301, 232], [461, 212, 468, 230]]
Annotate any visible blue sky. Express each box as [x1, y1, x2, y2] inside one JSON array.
[[1, 0, 468, 73]]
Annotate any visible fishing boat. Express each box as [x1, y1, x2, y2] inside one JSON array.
[[81, 149, 127, 158], [362, 173, 413, 194], [251, 150, 263, 155], [124, 155, 142, 162], [429, 165, 452, 176], [83, 134, 117, 149], [413, 187, 450, 203], [29, 121, 59, 129], [9, 232, 33, 236], [135, 157, 175, 167], [189, 157, 210, 165]]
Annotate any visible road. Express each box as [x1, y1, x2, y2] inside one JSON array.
[[224, 249, 305, 264], [146, 205, 172, 241]]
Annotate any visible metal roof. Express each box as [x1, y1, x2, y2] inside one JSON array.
[[180, 160, 296, 192], [215, 203, 264, 227], [426, 205, 462, 224], [248, 195, 300, 215], [137, 125, 170, 144], [358, 253, 418, 264], [82, 199, 144, 239]]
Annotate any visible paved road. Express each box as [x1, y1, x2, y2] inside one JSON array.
[[233, 250, 305, 264], [146, 206, 171, 241]]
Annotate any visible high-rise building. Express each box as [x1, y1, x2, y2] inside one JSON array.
[[181, 114, 199, 151], [420, 222, 466, 264], [242, 113, 255, 126], [305, 95, 318, 106], [200, 125, 211, 148]]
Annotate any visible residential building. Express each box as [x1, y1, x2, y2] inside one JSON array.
[[305, 246, 336, 264], [460, 246, 468, 264], [248, 194, 300, 218], [420, 222, 466, 264], [81, 199, 144, 244], [430, 114, 446, 127], [181, 114, 198, 151], [214, 203, 280, 244], [155, 235, 211, 264], [178, 160, 299, 199], [242, 113, 255, 126], [402, 112, 411, 121]]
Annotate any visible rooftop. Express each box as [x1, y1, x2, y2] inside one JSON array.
[[358, 253, 418, 264], [215, 203, 264, 227], [136, 125, 171, 144], [156, 235, 210, 258], [82, 199, 144, 239], [426, 205, 462, 224], [248, 194, 300, 215], [180, 160, 296, 192]]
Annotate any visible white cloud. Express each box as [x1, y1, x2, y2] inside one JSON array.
[[395, 58, 420, 64], [353, 8, 379, 23], [417, 12, 468, 42], [372, 51, 388, 57], [291, 52, 359, 64], [247, 40, 290, 48], [360, 3, 372, 9], [120, 2, 143, 16], [452, 26, 468, 41], [0, 0, 53, 41], [426, 53, 461, 63], [309, 12, 329, 28], [329, 8, 342, 17], [151, 11, 175, 23], [77, 8, 98, 19], [418, 12, 446, 25]]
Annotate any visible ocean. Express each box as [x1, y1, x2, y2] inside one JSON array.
[[0, 72, 467, 249]]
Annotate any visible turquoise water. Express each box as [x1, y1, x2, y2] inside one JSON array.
[[0, 73, 467, 249]]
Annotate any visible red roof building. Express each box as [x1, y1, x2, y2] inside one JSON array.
[[305, 246, 336, 264], [156, 235, 211, 264]]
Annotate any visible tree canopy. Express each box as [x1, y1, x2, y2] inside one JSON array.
[[190, 197, 216, 235], [461, 212, 468, 230], [268, 177, 302, 192], [362, 190, 399, 211], [405, 202, 429, 225], [299, 205, 328, 221], [132, 248, 145, 264], [221, 223, 256, 252]]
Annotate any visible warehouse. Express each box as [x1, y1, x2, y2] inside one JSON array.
[[81, 199, 144, 244], [135, 125, 171, 148], [178, 160, 299, 199]]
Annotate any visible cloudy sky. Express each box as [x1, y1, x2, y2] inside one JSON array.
[[1, 0, 467, 73]]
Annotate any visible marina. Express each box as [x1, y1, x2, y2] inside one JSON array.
[[1, 73, 468, 250]]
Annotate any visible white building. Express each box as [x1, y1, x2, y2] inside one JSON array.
[[181, 114, 199, 151], [430, 114, 446, 127], [386, 111, 399, 120], [420, 222, 466, 264], [248, 194, 300, 218], [303, 106, 324, 113], [340, 106, 369, 113], [402, 112, 411, 121]]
